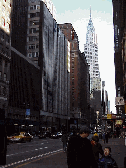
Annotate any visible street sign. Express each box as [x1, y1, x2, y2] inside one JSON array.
[[26, 109, 30, 116], [107, 114, 112, 119], [115, 97, 124, 105]]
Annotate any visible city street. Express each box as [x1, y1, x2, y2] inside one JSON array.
[[1, 136, 125, 168], [3, 137, 63, 168]]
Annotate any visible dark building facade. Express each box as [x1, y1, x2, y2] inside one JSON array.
[[0, 0, 11, 119], [11, 0, 28, 56], [39, 1, 70, 131], [112, 0, 126, 115], [8, 47, 40, 134], [78, 52, 90, 126]]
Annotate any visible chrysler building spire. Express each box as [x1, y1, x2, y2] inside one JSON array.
[[90, 6, 91, 19]]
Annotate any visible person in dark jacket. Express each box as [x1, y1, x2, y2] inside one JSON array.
[[91, 136, 104, 165], [61, 132, 68, 152], [67, 126, 97, 168], [98, 147, 118, 168]]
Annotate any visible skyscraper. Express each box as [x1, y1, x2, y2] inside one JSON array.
[[84, 6, 101, 98]]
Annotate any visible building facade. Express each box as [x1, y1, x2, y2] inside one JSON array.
[[0, 0, 11, 117]]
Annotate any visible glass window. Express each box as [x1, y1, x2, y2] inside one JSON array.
[[36, 44, 39, 48], [36, 5, 40, 10], [36, 52, 39, 57], [4, 73, 7, 81], [30, 13, 36, 18], [2, 18, 5, 27]]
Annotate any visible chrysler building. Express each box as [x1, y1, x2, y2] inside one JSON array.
[[84, 7, 101, 98]]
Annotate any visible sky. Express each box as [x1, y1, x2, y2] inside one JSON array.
[[51, 0, 116, 114]]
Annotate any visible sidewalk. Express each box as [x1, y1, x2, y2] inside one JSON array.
[[14, 138, 126, 168]]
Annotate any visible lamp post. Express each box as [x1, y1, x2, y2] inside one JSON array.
[[96, 111, 99, 131]]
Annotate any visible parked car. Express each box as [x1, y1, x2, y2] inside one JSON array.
[[51, 132, 59, 139], [7, 132, 33, 143], [45, 131, 51, 138], [38, 132, 46, 139], [57, 132, 62, 138]]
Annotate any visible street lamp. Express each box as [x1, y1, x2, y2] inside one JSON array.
[[96, 111, 99, 131]]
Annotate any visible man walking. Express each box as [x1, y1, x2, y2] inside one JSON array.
[[67, 126, 97, 168], [61, 132, 68, 152]]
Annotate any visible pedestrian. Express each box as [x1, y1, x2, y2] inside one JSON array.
[[98, 147, 118, 168], [61, 132, 68, 152], [102, 132, 106, 144], [105, 132, 109, 143], [67, 126, 97, 168], [91, 136, 104, 166]]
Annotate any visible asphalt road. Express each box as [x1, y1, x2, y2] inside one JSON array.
[[4, 137, 63, 168]]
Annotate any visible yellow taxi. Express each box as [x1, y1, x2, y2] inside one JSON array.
[[7, 132, 33, 143]]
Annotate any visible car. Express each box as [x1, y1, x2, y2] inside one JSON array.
[[57, 132, 62, 138], [51, 132, 59, 139], [7, 132, 33, 143], [45, 131, 51, 138], [38, 132, 46, 139]]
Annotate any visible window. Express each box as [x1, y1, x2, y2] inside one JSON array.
[[30, 13, 36, 18], [28, 53, 32, 57], [30, 20, 39, 26], [36, 5, 40, 10], [2, 5, 5, 14], [29, 36, 39, 41], [3, 87, 6, 96], [0, 72, 2, 79], [1, 31, 4, 40], [6, 22, 9, 32], [36, 43, 39, 48], [36, 52, 39, 57], [4, 73, 6, 81], [2, 18, 5, 27], [32, 52, 35, 57], [30, 5, 34, 10], [29, 44, 35, 49], [36, 12, 40, 17]]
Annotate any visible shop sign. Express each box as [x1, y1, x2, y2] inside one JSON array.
[[111, 114, 116, 119], [115, 120, 123, 125], [107, 114, 112, 119], [115, 97, 124, 105]]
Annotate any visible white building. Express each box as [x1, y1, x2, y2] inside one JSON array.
[[84, 7, 101, 98]]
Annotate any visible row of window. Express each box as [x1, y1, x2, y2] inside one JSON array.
[[0, 85, 6, 96], [30, 5, 40, 10], [0, 31, 10, 43], [0, 72, 7, 81], [29, 20, 39, 26], [29, 12, 40, 18], [27, 52, 39, 57], [29, 28, 39, 34], [1, 18, 10, 32], [29, 36, 39, 42], [28, 44, 39, 49]]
